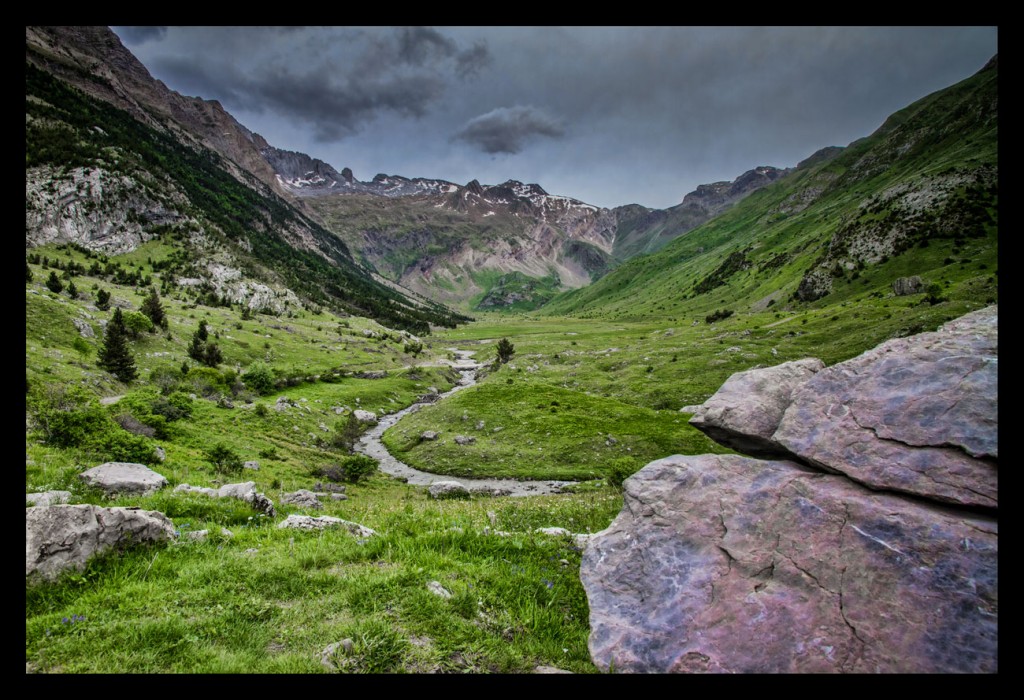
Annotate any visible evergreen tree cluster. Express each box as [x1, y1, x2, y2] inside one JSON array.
[[187, 318, 223, 367]]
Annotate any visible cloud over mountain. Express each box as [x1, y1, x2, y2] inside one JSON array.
[[453, 105, 566, 154]]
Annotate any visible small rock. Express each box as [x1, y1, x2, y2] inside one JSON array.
[[427, 581, 452, 598], [420, 431, 439, 441], [428, 481, 470, 500], [243, 461, 259, 471], [454, 435, 476, 445]]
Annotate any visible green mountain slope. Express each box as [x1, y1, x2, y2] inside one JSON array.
[[542, 58, 997, 328], [26, 58, 468, 335]]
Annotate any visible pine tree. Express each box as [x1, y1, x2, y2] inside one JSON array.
[[97, 308, 137, 383], [496, 337, 515, 364], [140, 287, 166, 330], [96, 288, 111, 311], [26, 263, 33, 283], [45, 271, 63, 294], [67, 280, 78, 299]]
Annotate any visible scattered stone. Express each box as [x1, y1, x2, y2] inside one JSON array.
[[220, 528, 234, 538], [469, 486, 511, 497], [605, 436, 617, 446], [27, 505, 176, 582], [313, 482, 346, 494], [176, 482, 275, 517], [72, 318, 94, 338], [427, 581, 452, 599], [428, 481, 470, 499], [174, 484, 218, 497], [281, 489, 323, 510], [454, 435, 476, 446], [331, 494, 348, 501], [185, 529, 208, 541], [356, 370, 387, 379], [420, 431, 439, 441], [353, 409, 377, 424], [154, 446, 166, 462], [79, 462, 168, 496], [475, 420, 485, 430], [278, 515, 376, 538], [535, 527, 571, 537], [26, 490, 72, 507], [244, 461, 259, 471], [217, 395, 235, 409], [320, 639, 355, 670]]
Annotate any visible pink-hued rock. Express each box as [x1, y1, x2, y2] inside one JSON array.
[[773, 306, 997, 507], [581, 454, 997, 673], [688, 358, 824, 458]]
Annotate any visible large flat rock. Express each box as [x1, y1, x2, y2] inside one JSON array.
[[580, 454, 997, 673], [79, 462, 167, 496], [774, 306, 997, 507]]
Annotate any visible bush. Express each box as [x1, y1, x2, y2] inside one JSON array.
[[607, 457, 642, 488], [242, 361, 275, 396], [121, 311, 154, 338], [181, 366, 230, 398], [315, 455, 378, 483], [206, 444, 244, 476]]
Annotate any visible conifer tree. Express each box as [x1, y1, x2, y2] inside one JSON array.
[[45, 271, 63, 294], [140, 287, 166, 330], [67, 280, 78, 299], [26, 263, 33, 283], [96, 288, 111, 311], [97, 308, 138, 383]]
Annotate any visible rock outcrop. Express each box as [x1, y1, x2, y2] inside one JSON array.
[[27, 505, 176, 582], [582, 306, 998, 673]]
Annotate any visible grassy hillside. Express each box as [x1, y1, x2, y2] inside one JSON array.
[[542, 60, 997, 330]]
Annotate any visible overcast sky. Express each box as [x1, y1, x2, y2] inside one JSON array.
[[112, 26, 997, 210]]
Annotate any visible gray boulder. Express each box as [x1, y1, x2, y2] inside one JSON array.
[[428, 481, 470, 499], [773, 306, 997, 508], [581, 454, 997, 673], [79, 462, 167, 496], [244, 461, 259, 471], [892, 276, 924, 296], [688, 358, 824, 458], [420, 431, 439, 441], [72, 318, 95, 338], [27, 504, 177, 582], [278, 515, 376, 538], [280, 489, 323, 510], [353, 409, 377, 424], [26, 490, 72, 507], [454, 435, 476, 446]]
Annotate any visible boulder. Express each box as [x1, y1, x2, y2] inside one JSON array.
[[353, 409, 377, 424], [428, 481, 470, 499], [79, 462, 167, 496], [454, 435, 476, 446], [278, 515, 376, 538], [26, 490, 72, 507], [892, 276, 924, 296], [280, 489, 323, 510], [688, 358, 825, 458], [244, 460, 259, 471], [420, 431, 439, 441], [773, 306, 997, 508], [27, 504, 177, 582], [72, 318, 95, 338], [581, 454, 997, 673]]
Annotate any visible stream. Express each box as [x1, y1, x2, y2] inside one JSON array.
[[354, 350, 576, 497]]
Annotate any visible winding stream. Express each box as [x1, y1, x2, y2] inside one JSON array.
[[354, 350, 576, 497]]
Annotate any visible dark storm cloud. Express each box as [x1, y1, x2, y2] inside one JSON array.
[[453, 106, 566, 155], [114, 26, 167, 45], [146, 27, 490, 142], [455, 41, 492, 79]]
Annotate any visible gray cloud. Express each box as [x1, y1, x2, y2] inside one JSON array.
[[453, 106, 566, 154], [455, 41, 492, 79], [146, 27, 490, 142], [114, 26, 167, 45]]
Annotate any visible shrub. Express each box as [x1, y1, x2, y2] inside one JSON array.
[[242, 361, 275, 396], [315, 455, 378, 483], [181, 367, 229, 398], [607, 457, 642, 488], [121, 311, 154, 338], [206, 444, 244, 476]]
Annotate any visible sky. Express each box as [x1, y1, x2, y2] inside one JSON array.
[[111, 26, 997, 210]]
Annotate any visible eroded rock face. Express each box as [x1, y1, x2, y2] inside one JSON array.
[[688, 358, 824, 458], [774, 306, 997, 508], [27, 504, 176, 582], [581, 454, 997, 673]]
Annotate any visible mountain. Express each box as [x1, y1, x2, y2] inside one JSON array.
[[25, 26, 469, 334], [296, 165, 787, 311], [542, 56, 997, 321]]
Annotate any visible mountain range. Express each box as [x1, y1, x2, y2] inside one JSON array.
[[26, 26, 997, 329]]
